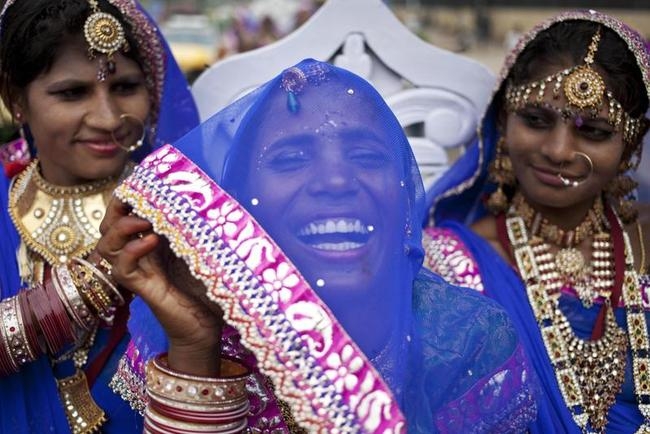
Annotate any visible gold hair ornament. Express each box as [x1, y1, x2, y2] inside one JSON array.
[[505, 27, 646, 147], [84, 0, 128, 81]]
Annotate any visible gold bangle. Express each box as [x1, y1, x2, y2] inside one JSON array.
[[72, 257, 124, 306]]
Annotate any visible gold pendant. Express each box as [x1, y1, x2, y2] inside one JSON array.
[[56, 369, 106, 434], [555, 247, 587, 280]]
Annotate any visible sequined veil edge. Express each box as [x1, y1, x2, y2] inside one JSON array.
[[110, 145, 406, 433]]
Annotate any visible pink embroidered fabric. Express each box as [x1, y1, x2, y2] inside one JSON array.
[[423, 227, 484, 293], [111, 145, 406, 433]]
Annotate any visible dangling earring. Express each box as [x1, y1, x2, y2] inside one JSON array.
[[606, 159, 638, 224], [486, 137, 516, 214]]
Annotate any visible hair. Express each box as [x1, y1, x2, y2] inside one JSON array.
[[0, 0, 144, 115]]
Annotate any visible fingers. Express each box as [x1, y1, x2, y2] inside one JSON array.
[[100, 197, 132, 235], [97, 210, 153, 256]]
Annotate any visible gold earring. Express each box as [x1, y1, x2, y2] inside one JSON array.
[[486, 137, 516, 214]]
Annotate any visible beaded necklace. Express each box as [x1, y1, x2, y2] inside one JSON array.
[[512, 194, 614, 307], [504, 206, 650, 433]]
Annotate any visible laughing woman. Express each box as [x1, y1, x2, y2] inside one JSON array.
[[424, 10, 650, 433], [97, 59, 538, 433], [0, 0, 198, 432]]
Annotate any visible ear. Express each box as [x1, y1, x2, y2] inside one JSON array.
[[10, 98, 27, 123]]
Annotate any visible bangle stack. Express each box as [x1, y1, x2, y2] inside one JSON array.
[[69, 257, 124, 324], [0, 255, 123, 376], [145, 354, 250, 433]]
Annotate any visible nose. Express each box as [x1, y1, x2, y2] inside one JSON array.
[[84, 90, 122, 132], [541, 124, 577, 164], [306, 159, 359, 197]]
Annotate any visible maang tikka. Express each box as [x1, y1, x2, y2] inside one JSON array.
[[504, 26, 646, 147], [84, 0, 128, 81]]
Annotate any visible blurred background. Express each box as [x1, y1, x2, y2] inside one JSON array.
[[140, 0, 649, 82]]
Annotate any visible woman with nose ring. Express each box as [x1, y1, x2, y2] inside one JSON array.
[[96, 59, 538, 432], [424, 11, 650, 433], [0, 0, 198, 432]]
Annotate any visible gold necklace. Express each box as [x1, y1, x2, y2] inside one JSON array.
[[506, 211, 650, 433], [512, 193, 612, 306], [8, 160, 122, 280], [512, 193, 605, 247]]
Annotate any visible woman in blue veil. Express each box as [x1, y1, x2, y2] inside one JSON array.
[[100, 59, 537, 432]]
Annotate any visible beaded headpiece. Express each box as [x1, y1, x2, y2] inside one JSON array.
[[504, 26, 646, 146], [280, 62, 331, 113], [84, 0, 128, 81], [0, 0, 172, 147]]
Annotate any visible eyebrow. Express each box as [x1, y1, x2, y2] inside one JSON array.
[[266, 133, 317, 151]]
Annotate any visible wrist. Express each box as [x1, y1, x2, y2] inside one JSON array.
[[167, 343, 221, 377]]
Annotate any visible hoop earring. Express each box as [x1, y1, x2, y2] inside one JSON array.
[[486, 137, 516, 214], [557, 151, 593, 187], [112, 113, 145, 152]]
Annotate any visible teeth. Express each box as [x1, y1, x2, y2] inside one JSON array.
[[299, 219, 369, 236], [313, 242, 364, 251]]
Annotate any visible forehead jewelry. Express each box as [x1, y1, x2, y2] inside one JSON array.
[[84, 0, 128, 81], [505, 27, 646, 146]]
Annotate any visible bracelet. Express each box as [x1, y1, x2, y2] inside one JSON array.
[[144, 406, 248, 433], [52, 265, 97, 332], [43, 277, 76, 346], [72, 257, 124, 306], [68, 260, 114, 323], [18, 290, 46, 356], [144, 354, 250, 433], [0, 297, 21, 372]]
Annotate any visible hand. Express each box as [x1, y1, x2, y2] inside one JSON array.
[[97, 197, 223, 376]]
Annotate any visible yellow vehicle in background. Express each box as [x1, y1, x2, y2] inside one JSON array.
[[161, 14, 219, 83]]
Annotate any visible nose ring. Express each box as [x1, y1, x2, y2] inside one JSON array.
[[557, 151, 593, 187], [112, 113, 145, 152]]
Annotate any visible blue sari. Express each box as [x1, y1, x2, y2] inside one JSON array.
[[426, 10, 650, 433], [437, 220, 644, 433]]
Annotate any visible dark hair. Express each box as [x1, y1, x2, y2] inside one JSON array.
[[508, 20, 648, 119], [0, 0, 144, 113]]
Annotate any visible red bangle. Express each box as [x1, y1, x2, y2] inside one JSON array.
[[43, 277, 76, 345], [27, 285, 63, 354]]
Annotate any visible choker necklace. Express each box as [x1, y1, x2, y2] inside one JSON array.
[[505, 205, 650, 433], [511, 193, 612, 307], [8, 160, 124, 281]]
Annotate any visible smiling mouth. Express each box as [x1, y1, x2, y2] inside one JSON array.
[[297, 218, 373, 251]]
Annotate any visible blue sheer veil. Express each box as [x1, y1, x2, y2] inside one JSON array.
[[0, 1, 199, 431], [129, 59, 426, 405]]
